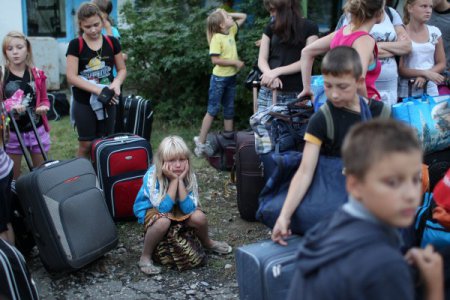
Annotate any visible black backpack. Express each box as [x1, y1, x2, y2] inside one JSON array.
[[47, 92, 70, 121]]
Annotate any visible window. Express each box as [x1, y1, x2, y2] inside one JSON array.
[[27, 0, 66, 37]]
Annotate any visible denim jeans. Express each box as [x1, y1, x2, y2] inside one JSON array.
[[207, 74, 236, 119]]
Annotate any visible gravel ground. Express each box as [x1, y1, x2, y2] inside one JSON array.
[[26, 165, 270, 299]]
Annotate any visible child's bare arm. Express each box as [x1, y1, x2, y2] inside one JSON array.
[[211, 56, 244, 70], [405, 245, 444, 300], [271, 142, 321, 245], [229, 12, 247, 27]]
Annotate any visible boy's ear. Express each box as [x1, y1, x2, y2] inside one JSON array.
[[346, 174, 364, 200]]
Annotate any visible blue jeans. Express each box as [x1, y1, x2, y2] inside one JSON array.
[[207, 75, 236, 119]]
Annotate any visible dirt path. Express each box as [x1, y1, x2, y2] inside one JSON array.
[[27, 165, 269, 299]]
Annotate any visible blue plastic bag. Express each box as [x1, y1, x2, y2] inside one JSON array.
[[392, 94, 450, 154], [311, 75, 327, 112], [256, 151, 348, 235], [415, 193, 450, 250]]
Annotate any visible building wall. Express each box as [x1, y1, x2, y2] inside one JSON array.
[[0, 1, 23, 61]]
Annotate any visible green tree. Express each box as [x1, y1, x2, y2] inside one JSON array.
[[121, 0, 267, 128]]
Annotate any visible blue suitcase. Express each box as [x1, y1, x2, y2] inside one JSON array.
[[235, 235, 302, 300]]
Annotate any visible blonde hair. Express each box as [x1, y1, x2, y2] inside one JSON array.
[[206, 9, 226, 44], [77, 2, 103, 35], [403, 0, 417, 25], [2, 31, 34, 68], [344, 0, 385, 28], [153, 136, 197, 201]]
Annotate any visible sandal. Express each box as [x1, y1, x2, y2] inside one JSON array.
[[207, 241, 232, 255], [138, 260, 161, 275]]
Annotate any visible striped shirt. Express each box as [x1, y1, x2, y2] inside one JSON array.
[[0, 148, 13, 180]]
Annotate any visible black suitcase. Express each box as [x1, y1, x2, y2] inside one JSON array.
[[424, 147, 450, 191], [122, 95, 153, 141], [0, 239, 39, 299], [10, 109, 118, 272], [91, 134, 152, 220], [10, 183, 36, 255], [235, 235, 302, 300], [235, 131, 265, 221]]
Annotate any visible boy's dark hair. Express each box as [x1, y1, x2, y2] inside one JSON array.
[[342, 119, 422, 179], [321, 46, 363, 79]]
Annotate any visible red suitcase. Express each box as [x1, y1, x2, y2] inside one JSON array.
[[91, 134, 152, 220]]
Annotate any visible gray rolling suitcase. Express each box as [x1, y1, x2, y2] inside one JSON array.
[[235, 235, 302, 300], [11, 109, 118, 273]]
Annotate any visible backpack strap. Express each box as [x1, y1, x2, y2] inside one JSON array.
[[379, 102, 391, 119], [104, 35, 115, 53], [78, 36, 83, 55], [319, 102, 334, 141], [78, 35, 115, 55], [385, 6, 394, 23]]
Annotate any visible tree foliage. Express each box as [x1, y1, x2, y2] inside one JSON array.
[[121, 0, 267, 127]]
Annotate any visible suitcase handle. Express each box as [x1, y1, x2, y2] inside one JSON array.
[[8, 108, 49, 171], [408, 78, 428, 98]]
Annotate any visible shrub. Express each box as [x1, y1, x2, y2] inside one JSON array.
[[121, 0, 267, 128]]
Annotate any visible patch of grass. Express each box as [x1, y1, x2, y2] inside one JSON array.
[[43, 115, 210, 170]]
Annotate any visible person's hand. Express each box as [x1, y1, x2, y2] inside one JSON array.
[[108, 82, 122, 105], [260, 69, 278, 88], [424, 71, 444, 85], [405, 245, 443, 293], [12, 104, 26, 114], [162, 162, 178, 181], [414, 76, 427, 90], [235, 60, 245, 71], [297, 89, 314, 100], [179, 160, 189, 180], [35, 105, 49, 115], [271, 216, 292, 246], [109, 81, 121, 97], [255, 39, 261, 47]]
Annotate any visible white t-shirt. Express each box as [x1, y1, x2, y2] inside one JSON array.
[[398, 25, 442, 97]]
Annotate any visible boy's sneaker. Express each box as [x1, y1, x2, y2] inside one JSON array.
[[193, 136, 214, 157]]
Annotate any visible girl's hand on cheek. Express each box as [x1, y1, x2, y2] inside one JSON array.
[[180, 161, 189, 180], [162, 162, 178, 180]]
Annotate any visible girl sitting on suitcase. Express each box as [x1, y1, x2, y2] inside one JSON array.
[[134, 135, 232, 275], [1, 31, 51, 179]]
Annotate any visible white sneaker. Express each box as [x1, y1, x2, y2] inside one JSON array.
[[193, 136, 215, 157]]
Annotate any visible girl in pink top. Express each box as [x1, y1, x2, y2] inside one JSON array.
[[299, 0, 385, 100]]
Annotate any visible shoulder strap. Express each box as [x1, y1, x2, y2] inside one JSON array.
[[104, 35, 115, 53], [379, 102, 391, 119], [320, 102, 334, 141], [385, 6, 394, 23], [78, 36, 83, 54]]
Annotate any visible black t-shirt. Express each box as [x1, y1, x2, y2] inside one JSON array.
[[3, 69, 42, 132], [305, 99, 387, 156], [264, 18, 318, 92], [66, 36, 121, 104]]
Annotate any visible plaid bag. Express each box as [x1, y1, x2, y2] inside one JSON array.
[[152, 223, 207, 271]]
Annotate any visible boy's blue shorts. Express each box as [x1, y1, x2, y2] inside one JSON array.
[[207, 74, 236, 119]]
